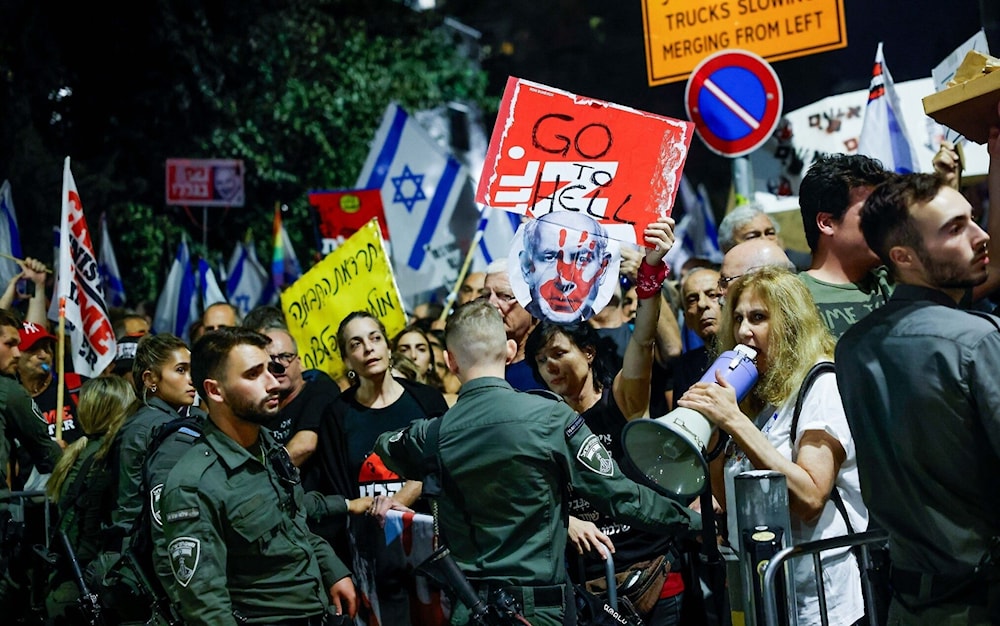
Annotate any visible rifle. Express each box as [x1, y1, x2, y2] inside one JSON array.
[[57, 530, 104, 626], [119, 547, 184, 626]]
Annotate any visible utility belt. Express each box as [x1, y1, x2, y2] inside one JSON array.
[[890, 566, 995, 607], [241, 612, 341, 626], [473, 581, 567, 609]]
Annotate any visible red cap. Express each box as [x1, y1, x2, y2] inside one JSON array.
[[19, 322, 56, 352]]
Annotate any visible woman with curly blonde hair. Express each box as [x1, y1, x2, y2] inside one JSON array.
[[678, 266, 868, 626]]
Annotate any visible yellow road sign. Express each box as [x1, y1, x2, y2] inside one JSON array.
[[642, 0, 847, 86]]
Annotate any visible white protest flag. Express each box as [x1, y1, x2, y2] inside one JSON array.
[[153, 237, 198, 341], [356, 102, 469, 302], [198, 257, 227, 310], [226, 238, 267, 316], [57, 158, 116, 377], [0, 181, 23, 288], [664, 175, 723, 275], [857, 42, 921, 174], [98, 213, 126, 307]]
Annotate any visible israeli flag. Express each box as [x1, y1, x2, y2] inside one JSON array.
[[858, 42, 921, 174], [98, 213, 127, 307], [0, 181, 23, 289], [356, 102, 470, 301], [198, 257, 227, 310], [226, 239, 267, 316], [473, 205, 521, 270], [153, 238, 198, 341], [665, 175, 723, 274]]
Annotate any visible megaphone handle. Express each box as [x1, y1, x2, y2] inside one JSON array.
[[705, 430, 731, 462], [698, 490, 722, 561]]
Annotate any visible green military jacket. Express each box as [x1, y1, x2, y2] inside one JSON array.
[[375, 377, 699, 587], [112, 397, 186, 535], [0, 376, 60, 489], [160, 421, 350, 626]]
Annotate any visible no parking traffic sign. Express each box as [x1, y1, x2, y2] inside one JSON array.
[[685, 50, 783, 158]]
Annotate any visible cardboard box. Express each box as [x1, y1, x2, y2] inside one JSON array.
[[923, 70, 1000, 144]]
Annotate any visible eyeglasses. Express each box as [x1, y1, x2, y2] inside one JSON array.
[[270, 352, 298, 366], [718, 274, 743, 290], [267, 360, 286, 375]]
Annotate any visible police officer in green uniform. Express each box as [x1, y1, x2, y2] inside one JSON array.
[[160, 327, 356, 625], [375, 300, 700, 626]]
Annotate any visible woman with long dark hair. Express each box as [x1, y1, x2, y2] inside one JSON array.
[[314, 311, 448, 625], [111, 333, 198, 538], [525, 218, 688, 626]]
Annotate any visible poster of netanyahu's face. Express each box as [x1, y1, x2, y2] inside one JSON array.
[[509, 211, 621, 324]]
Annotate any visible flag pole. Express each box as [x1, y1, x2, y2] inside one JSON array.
[[437, 212, 488, 324], [0, 253, 53, 273], [55, 297, 66, 444]]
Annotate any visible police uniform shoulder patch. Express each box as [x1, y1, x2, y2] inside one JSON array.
[[168, 536, 200, 587], [565, 415, 586, 439], [150, 484, 164, 527], [576, 434, 614, 477]]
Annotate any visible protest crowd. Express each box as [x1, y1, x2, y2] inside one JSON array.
[[2, 54, 1000, 626]]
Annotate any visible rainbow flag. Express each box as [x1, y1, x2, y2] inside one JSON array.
[[269, 205, 302, 296]]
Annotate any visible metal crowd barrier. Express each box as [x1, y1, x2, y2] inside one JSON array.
[[1, 490, 51, 548], [761, 529, 889, 626]]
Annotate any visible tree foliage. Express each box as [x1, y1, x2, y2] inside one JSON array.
[[0, 0, 491, 304]]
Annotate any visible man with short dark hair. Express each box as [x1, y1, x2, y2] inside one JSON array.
[[836, 172, 999, 624], [375, 300, 699, 626], [160, 327, 355, 625], [456, 271, 485, 307], [797, 153, 894, 337]]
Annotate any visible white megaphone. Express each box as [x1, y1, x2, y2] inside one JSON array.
[[621, 344, 758, 499]]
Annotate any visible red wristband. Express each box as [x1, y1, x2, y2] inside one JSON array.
[[635, 259, 667, 299]]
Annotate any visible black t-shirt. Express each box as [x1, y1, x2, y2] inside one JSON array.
[[34, 372, 87, 443], [567, 388, 675, 578], [264, 375, 341, 492], [265, 376, 341, 445], [342, 391, 423, 481]]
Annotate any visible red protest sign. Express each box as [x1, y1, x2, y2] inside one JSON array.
[[309, 188, 389, 242], [477, 77, 694, 244]]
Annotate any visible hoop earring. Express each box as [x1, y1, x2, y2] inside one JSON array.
[[347, 370, 356, 381], [150, 384, 158, 394]]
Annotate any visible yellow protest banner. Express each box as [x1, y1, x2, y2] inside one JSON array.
[[280, 218, 406, 381], [641, 0, 847, 86]]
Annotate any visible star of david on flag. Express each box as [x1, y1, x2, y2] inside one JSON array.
[[391, 165, 427, 212], [356, 102, 471, 303]]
